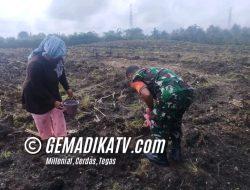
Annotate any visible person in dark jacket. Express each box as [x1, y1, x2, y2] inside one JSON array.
[[22, 35, 73, 140]]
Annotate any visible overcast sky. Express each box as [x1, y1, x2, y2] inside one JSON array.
[[0, 0, 249, 37]]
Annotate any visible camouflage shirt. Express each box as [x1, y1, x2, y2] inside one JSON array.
[[132, 67, 192, 102]]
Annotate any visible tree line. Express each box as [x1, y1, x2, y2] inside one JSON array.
[[1, 24, 250, 48]]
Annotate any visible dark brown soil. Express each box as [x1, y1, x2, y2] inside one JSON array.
[[0, 40, 249, 190]]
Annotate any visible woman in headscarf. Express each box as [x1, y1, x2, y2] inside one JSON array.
[[22, 35, 73, 140]]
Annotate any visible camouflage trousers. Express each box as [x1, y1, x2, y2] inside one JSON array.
[[150, 89, 194, 146]]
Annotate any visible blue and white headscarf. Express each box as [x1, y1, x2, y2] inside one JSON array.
[[28, 35, 67, 78]]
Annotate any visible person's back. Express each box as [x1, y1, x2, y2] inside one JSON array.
[[132, 67, 193, 101], [22, 55, 69, 114]]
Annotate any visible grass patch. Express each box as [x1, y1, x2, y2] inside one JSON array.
[[128, 102, 144, 112], [111, 181, 122, 190], [80, 95, 91, 110], [59, 85, 67, 97], [126, 118, 144, 128], [182, 160, 210, 178], [0, 100, 3, 117], [131, 158, 150, 177], [13, 113, 31, 127], [26, 122, 36, 130], [0, 150, 12, 159]]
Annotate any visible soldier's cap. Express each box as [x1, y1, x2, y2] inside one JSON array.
[[126, 65, 140, 77]]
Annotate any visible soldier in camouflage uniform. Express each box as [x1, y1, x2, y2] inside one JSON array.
[[126, 65, 194, 166]]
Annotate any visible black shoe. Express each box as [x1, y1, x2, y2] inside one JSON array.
[[144, 153, 169, 166], [170, 147, 182, 162]]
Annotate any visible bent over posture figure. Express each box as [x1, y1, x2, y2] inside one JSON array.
[[126, 65, 194, 166], [22, 35, 73, 140]]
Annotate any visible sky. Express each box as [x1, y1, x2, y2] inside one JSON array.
[[0, 0, 249, 37]]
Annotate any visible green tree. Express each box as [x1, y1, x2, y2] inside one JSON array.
[[103, 30, 123, 41], [206, 25, 224, 44], [151, 28, 160, 39], [124, 28, 145, 40], [160, 31, 169, 39], [183, 25, 206, 43], [241, 27, 250, 44], [0, 36, 5, 47], [230, 24, 242, 43], [17, 31, 29, 40], [171, 28, 185, 41], [5, 37, 17, 48]]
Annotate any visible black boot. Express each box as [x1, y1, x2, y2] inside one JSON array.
[[170, 146, 182, 162], [144, 152, 169, 166], [169, 123, 182, 162], [147, 122, 169, 166], [169, 132, 182, 162]]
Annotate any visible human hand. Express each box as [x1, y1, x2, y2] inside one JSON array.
[[144, 114, 151, 127], [144, 108, 152, 128], [67, 89, 74, 98], [145, 108, 152, 117], [54, 101, 64, 109]]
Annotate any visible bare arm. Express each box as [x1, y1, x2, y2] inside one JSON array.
[[130, 81, 154, 110], [139, 87, 154, 110]]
